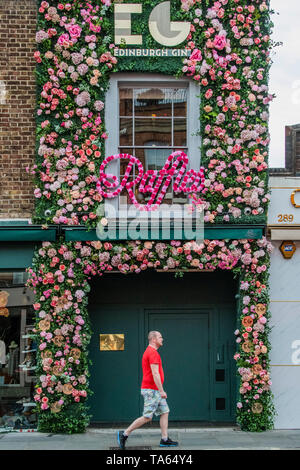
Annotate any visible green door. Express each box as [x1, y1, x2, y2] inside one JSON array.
[[147, 310, 210, 420], [88, 271, 237, 424], [88, 305, 142, 422]]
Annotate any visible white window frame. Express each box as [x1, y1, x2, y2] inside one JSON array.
[[104, 72, 201, 220]]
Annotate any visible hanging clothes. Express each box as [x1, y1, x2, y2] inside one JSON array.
[[8, 346, 19, 378], [0, 340, 6, 365]]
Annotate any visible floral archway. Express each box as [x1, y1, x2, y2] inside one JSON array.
[[27, 237, 275, 433]]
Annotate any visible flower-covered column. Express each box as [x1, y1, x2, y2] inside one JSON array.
[[28, 242, 92, 433], [234, 239, 275, 431]]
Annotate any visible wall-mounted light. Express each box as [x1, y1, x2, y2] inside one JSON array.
[[280, 241, 296, 259]]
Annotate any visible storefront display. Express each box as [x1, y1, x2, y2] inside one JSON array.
[[0, 0, 276, 434], [0, 273, 36, 431]]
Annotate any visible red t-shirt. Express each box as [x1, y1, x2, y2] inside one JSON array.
[[141, 345, 164, 390]]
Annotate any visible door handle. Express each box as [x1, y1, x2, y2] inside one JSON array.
[[216, 345, 224, 363]]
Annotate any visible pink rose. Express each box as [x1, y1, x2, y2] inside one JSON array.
[[205, 89, 213, 99], [213, 35, 227, 51], [190, 48, 202, 61], [67, 24, 82, 39], [57, 33, 71, 47]]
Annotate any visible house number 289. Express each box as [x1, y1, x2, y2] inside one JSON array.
[[277, 214, 294, 223], [114, 1, 191, 47]]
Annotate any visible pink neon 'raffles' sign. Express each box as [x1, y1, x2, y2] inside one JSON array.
[[96, 151, 206, 211]]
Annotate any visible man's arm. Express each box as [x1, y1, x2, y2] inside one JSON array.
[[150, 364, 167, 398]]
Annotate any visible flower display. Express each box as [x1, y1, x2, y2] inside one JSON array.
[[27, 237, 275, 433], [30, 0, 118, 227], [181, 0, 273, 223], [29, 0, 274, 226]]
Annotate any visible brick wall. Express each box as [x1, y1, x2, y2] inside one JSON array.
[[0, 0, 36, 218]]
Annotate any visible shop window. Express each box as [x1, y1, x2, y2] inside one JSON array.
[[119, 86, 188, 206], [215, 369, 225, 382], [0, 272, 37, 431], [105, 73, 201, 215], [216, 398, 226, 411]]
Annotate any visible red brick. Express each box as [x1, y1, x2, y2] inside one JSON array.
[[0, 0, 36, 218]]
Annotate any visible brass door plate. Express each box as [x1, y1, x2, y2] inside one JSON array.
[[100, 334, 125, 351]]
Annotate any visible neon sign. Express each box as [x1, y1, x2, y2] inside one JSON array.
[[96, 151, 206, 211]]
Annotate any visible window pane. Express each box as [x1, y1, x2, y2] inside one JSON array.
[[119, 118, 133, 146], [120, 180, 135, 205], [134, 118, 172, 146], [173, 88, 187, 117], [125, 148, 145, 168], [119, 152, 139, 177], [119, 88, 133, 116], [216, 398, 226, 410], [174, 118, 187, 146], [117, 84, 190, 207], [119, 150, 139, 206], [135, 147, 172, 170], [216, 369, 225, 382], [134, 88, 172, 117]]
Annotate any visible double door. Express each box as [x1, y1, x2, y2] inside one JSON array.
[[88, 270, 237, 424], [88, 307, 211, 422]]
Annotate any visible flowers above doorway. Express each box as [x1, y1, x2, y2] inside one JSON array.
[[29, 0, 274, 226], [27, 237, 275, 433]]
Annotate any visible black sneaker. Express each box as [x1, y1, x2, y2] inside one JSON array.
[[117, 430, 128, 450], [159, 437, 178, 447]]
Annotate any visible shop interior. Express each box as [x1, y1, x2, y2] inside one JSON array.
[[0, 272, 37, 431]]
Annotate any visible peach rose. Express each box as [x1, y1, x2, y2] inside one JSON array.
[[0, 291, 9, 308], [191, 259, 200, 267]]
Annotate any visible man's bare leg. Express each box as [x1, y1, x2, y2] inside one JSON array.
[[124, 416, 151, 436], [160, 412, 169, 440]]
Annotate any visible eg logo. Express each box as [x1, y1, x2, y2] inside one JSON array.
[[114, 1, 191, 47]]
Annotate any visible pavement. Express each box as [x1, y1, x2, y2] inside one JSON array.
[[0, 427, 300, 450]]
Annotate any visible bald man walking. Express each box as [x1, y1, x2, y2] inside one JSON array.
[[117, 331, 178, 449]]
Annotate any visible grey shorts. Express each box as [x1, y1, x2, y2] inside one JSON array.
[[141, 389, 170, 418]]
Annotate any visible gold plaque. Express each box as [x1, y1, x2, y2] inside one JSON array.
[[100, 334, 125, 351]]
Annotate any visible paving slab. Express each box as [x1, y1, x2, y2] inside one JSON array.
[[0, 428, 300, 450]]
